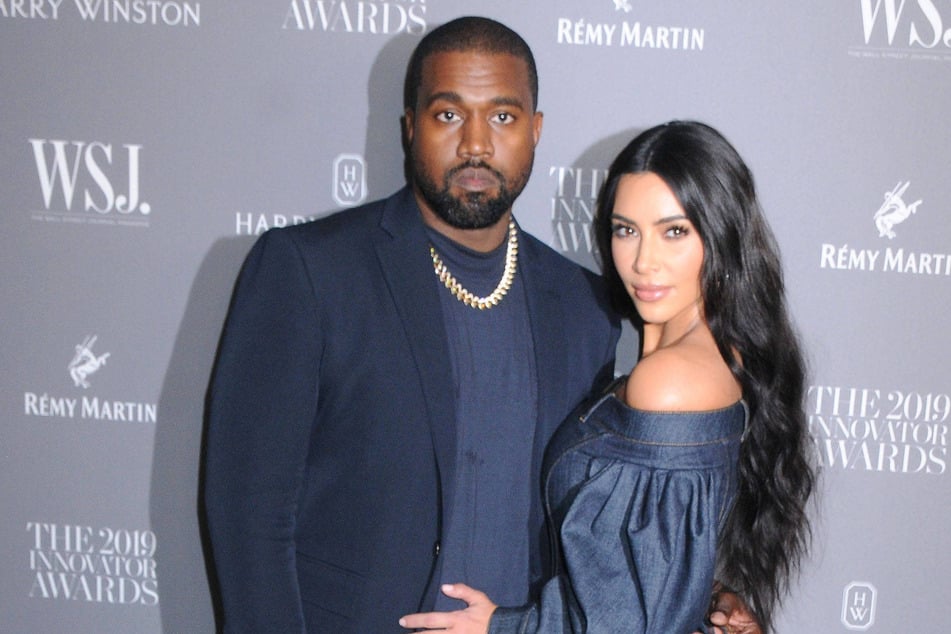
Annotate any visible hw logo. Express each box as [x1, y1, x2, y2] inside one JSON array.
[[29, 139, 150, 216], [841, 581, 877, 630], [859, 0, 951, 48], [333, 154, 367, 207]]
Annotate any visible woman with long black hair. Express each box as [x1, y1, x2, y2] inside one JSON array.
[[402, 121, 816, 633]]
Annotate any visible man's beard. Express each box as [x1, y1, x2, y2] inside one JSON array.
[[413, 158, 532, 230]]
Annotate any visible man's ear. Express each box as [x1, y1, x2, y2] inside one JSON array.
[[532, 110, 544, 148], [403, 108, 415, 147]]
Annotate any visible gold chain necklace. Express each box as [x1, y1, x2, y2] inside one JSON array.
[[430, 219, 518, 310]]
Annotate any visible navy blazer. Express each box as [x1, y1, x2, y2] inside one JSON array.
[[204, 188, 620, 633]]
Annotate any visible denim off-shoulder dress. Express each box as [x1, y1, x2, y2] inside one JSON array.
[[490, 383, 747, 634]]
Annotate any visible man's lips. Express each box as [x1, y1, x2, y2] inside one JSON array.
[[450, 166, 500, 191]]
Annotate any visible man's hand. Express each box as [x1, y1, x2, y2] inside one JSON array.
[[399, 583, 496, 632], [703, 585, 762, 634]]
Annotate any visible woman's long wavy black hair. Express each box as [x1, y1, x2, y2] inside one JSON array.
[[595, 121, 816, 632]]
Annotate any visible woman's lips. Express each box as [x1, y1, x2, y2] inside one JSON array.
[[632, 284, 669, 302]]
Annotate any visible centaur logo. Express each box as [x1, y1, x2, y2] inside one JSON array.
[[29, 139, 151, 226], [819, 180, 951, 276], [842, 581, 877, 630], [874, 181, 921, 238], [68, 335, 110, 389], [23, 335, 158, 424], [859, 0, 951, 49]]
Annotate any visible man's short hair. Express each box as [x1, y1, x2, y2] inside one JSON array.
[[404, 16, 539, 112]]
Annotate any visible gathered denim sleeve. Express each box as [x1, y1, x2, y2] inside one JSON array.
[[489, 398, 744, 634], [489, 575, 579, 634]]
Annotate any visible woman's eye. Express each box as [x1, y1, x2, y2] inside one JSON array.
[[612, 224, 635, 237]]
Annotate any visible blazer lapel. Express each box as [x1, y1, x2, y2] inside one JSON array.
[[517, 231, 574, 583], [519, 233, 570, 441], [372, 189, 457, 521]]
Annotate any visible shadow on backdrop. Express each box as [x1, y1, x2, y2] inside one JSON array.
[[150, 32, 418, 632], [557, 127, 645, 376], [150, 235, 255, 632], [365, 31, 419, 200]]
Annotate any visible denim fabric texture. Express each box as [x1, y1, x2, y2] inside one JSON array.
[[490, 387, 746, 634]]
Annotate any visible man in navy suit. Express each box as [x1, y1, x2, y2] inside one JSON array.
[[205, 16, 618, 632], [204, 16, 757, 634]]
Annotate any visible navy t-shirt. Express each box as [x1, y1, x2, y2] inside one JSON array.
[[426, 225, 539, 610]]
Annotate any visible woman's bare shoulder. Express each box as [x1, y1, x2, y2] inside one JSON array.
[[625, 341, 740, 412]]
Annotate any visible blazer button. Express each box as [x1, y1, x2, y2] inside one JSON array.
[[433, 541, 441, 557]]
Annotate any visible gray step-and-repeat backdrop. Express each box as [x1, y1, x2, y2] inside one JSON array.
[[2, 1, 949, 632]]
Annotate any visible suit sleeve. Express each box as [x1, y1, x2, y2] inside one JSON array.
[[203, 229, 321, 633]]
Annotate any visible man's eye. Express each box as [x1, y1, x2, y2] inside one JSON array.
[[436, 112, 459, 123]]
